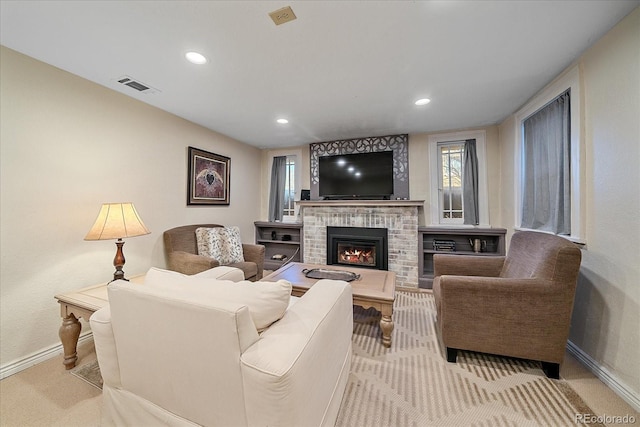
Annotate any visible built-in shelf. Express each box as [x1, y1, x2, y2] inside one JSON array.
[[254, 221, 303, 271], [418, 227, 507, 289]]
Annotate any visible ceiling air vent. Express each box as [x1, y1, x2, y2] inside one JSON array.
[[115, 76, 159, 94], [269, 6, 296, 26]]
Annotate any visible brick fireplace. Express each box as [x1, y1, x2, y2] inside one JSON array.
[[298, 200, 421, 288]]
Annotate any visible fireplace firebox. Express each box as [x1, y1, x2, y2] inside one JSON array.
[[327, 226, 388, 270]]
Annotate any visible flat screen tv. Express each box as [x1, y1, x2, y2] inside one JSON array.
[[319, 151, 394, 200]]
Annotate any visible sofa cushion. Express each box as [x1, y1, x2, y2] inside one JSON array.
[[146, 265, 244, 283], [195, 226, 245, 265], [195, 265, 245, 282], [144, 268, 292, 331]]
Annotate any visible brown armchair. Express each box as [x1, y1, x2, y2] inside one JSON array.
[[432, 231, 582, 378], [163, 224, 265, 281]]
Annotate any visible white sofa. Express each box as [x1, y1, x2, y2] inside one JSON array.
[[90, 267, 353, 427]]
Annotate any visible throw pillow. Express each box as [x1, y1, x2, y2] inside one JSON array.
[[195, 226, 245, 265], [193, 279, 292, 332], [144, 267, 291, 331]]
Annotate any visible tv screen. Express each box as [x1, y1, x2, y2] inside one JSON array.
[[319, 151, 394, 199]]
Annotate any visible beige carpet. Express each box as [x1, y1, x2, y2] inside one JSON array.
[[336, 291, 604, 427]]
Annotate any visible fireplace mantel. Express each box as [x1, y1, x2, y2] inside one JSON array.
[[297, 200, 424, 208]]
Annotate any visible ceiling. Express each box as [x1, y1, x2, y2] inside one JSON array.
[[1, 1, 638, 149]]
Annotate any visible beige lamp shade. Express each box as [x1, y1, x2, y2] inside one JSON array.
[[85, 203, 150, 241]]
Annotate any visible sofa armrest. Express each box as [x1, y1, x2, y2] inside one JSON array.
[[433, 254, 505, 278], [436, 276, 574, 362], [166, 251, 220, 275], [240, 279, 353, 427], [242, 243, 265, 280], [89, 307, 122, 388]]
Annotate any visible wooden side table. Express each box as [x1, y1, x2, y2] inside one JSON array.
[[54, 275, 145, 369]]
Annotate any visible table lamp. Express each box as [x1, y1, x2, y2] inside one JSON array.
[[85, 202, 150, 282]]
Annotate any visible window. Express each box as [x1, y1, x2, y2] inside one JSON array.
[[268, 150, 301, 222], [428, 130, 489, 226], [514, 66, 584, 242], [283, 156, 296, 220], [439, 142, 464, 222]]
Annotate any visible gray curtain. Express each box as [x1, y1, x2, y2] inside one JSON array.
[[268, 156, 287, 222], [521, 90, 571, 234], [463, 139, 479, 225]]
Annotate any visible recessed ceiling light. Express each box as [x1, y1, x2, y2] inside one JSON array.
[[415, 98, 431, 106], [276, 118, 289, 124], [185, 51, 207, 65]]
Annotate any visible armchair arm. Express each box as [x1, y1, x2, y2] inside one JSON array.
[[241, 280, 352, 427], [433, 254, 505, 278], [89, 307, 122, 389], [166, 250, 219, 275], [242, 243, 265, 279], [436, 276, 574, 363]]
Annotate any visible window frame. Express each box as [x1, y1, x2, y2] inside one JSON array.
[[437, 141, 465, 224], [428, 130, 489, 227], [514, 65, 585, 243]]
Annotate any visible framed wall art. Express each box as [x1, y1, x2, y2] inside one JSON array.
[[187, 146, 230, 205]]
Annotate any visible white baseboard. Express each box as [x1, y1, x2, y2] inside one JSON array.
[[567, 340, 640, 412], [0, 332, 93, 380]]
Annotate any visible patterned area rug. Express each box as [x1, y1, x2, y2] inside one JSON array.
[[71, 291, 601, 426], [336, 291, 603, 427], [70, 360, 103, 390]]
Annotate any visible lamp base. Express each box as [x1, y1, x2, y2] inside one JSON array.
[[109, 239, 130, 283], [110, 268, 130, 283]]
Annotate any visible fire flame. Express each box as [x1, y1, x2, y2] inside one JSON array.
[[340, 248, 375, 265]]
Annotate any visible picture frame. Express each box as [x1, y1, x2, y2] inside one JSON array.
[[187, 146, 230, 205]]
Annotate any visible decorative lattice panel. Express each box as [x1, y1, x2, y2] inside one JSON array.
[[310, 134, 409, 200]]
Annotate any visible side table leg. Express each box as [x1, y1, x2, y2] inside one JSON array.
[[380, 314, 394, 348], [59, 314, 81, 370]]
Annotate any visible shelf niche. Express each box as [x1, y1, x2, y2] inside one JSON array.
[[254, 221, 303, 271], [418, 227, 507, 289]]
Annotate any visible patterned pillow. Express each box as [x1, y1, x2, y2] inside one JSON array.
[[195, 226, 245, 265]]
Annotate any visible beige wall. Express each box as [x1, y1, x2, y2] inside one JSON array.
[[499, 8, 639, 400], [0, 46, 262, 368]]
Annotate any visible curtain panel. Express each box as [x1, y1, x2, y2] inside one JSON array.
[[521, 90, 571, 235], [463, 139, 479, 225], [268, 156, 287, 222]]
